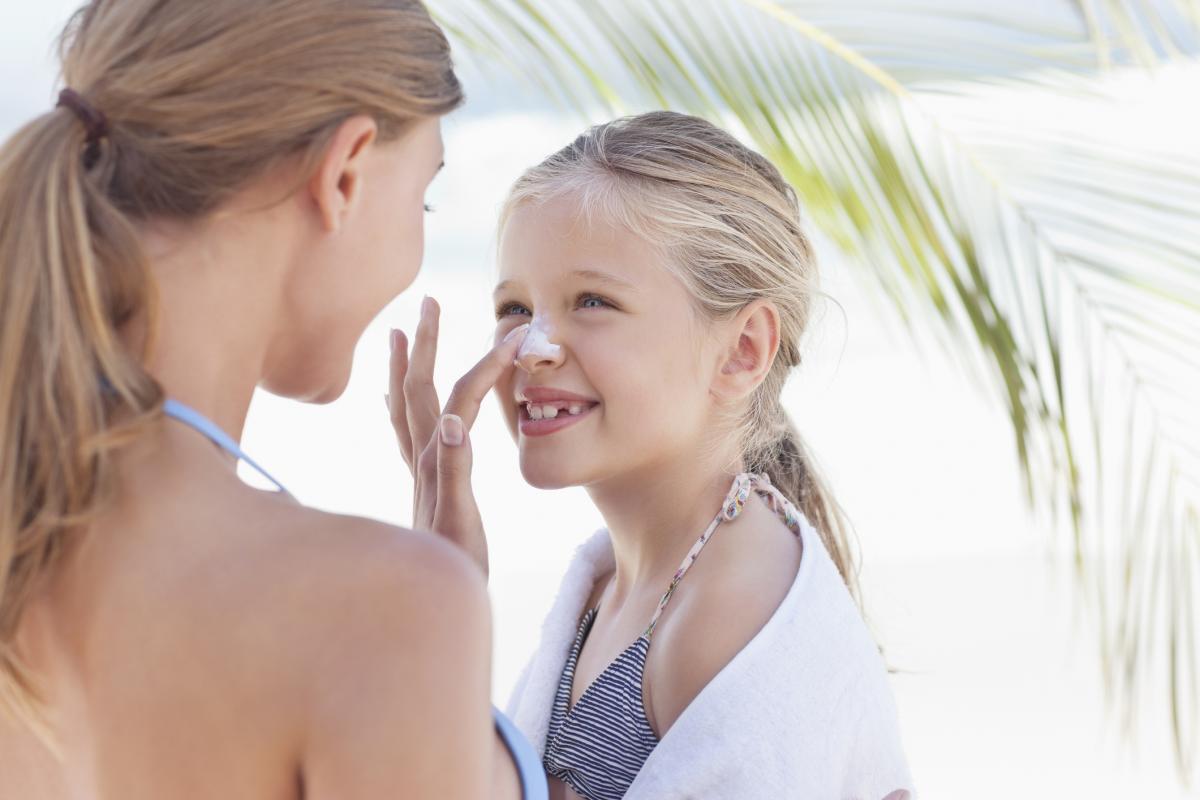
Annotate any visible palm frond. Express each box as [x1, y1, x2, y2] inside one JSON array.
[[428, 0, 1200, 783], [1080, 0, 1200, 66]]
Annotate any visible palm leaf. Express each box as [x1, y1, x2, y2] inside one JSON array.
[[428, 0, 1200, 783]]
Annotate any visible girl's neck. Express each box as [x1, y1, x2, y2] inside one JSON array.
[[586, 451, 743, 605]]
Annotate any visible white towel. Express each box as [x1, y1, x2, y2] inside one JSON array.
[[506, 513, 916, 799]]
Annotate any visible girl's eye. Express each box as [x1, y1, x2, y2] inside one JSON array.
[[577, 294, 614, 310], [496, 302, 531, 319]]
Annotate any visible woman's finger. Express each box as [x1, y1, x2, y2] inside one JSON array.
[[404, 296, 443, 458], [414, 432, 439, 531], [434, 414, 488, 576], [387, 328, 414, 469], [441, 324, 529, 430]]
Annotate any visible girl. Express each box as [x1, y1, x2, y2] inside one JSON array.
[[0, 1, 544, 798], [493, 112, 914, 798]]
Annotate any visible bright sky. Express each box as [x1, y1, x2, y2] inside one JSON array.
[[2, 3, 1196, 797]]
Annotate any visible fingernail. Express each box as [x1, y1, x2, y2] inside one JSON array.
[[421, 296, 433, 318], [384, 393, 390, 409], [390, 329, 399, 351], [440, 414, 464, 446], [503, 323, 531, 344]]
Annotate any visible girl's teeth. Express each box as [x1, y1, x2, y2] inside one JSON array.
[[524, 401, 590, 421]]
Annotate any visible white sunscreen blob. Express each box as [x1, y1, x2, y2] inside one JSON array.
[[517, 315, 562, 360]]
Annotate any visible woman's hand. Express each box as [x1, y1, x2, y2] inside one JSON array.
[[386, 296, 528, 578]]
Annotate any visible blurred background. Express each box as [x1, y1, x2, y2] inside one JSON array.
[[4, 1, 1198, 796]]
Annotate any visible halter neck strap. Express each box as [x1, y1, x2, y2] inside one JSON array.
[[161, 398, 291, 497], [642, 472, 803, 638]]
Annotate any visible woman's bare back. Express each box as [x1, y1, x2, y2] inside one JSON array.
[[0, 428, 496, 799]]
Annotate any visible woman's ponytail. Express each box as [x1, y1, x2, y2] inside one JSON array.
[[0, 103, 162, 722]]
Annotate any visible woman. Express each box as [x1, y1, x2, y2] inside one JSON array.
[[0, 1, 542, 797]]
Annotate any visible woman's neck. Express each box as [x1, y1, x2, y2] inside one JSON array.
[[586, 449, 744, 606], [122, 213, 291, 444]]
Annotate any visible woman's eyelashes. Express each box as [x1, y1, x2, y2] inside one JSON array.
[[494, 293, 618, 320]]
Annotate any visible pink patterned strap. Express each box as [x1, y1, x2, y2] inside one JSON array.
[[642, 472, 803, 638]]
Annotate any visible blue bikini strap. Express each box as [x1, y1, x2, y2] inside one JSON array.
[[492, 706, 549, 800], [162, 398, 290, 496]]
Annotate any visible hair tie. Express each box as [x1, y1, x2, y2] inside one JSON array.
[[57, 88, 109, 145]]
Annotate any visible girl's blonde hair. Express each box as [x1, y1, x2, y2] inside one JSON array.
[[500, 111, 859, 601], [0, 0, 462, 721]]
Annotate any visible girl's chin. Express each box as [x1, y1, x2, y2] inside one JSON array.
[[519, 457, 588, 491]]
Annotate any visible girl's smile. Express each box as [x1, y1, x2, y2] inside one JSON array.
[[515, 386, 600, 437]]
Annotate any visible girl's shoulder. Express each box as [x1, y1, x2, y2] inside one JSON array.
[[643, 491, 899, 727], [639, 501, 912, 794], [642, 495, 806, 735]]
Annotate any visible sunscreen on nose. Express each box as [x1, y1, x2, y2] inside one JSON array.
[[518, 315, 562, 360]]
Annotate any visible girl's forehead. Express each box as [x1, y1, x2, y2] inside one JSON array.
[[502, 196, 625, 249], [497, 199, 664, 288]]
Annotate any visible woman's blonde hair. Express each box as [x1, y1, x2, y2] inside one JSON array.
[[0, 0, 462, 720], [500, 111, 860, 601]]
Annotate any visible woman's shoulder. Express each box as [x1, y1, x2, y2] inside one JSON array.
[[258, 507, 495, 777], [197, 487, 482, 596], [35, 486, 494, 794], [268, 502, 482, 583], [187, 498, 497, 794], [230, 500, 490, 647], [182, 498, 492, 714]]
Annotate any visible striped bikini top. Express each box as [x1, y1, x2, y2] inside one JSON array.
[[158, 396, 548, 800], [543, 472, 805, 800]]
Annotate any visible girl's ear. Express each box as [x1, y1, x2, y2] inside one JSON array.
[[712, 300, 782, 401]]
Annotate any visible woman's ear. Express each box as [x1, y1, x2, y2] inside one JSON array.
[[712, 300, 782, 401], [308, 115, 378, 233]]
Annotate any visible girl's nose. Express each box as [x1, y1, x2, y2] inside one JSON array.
[[515, 316, 564, 374], [516, 348, 564, 374]]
